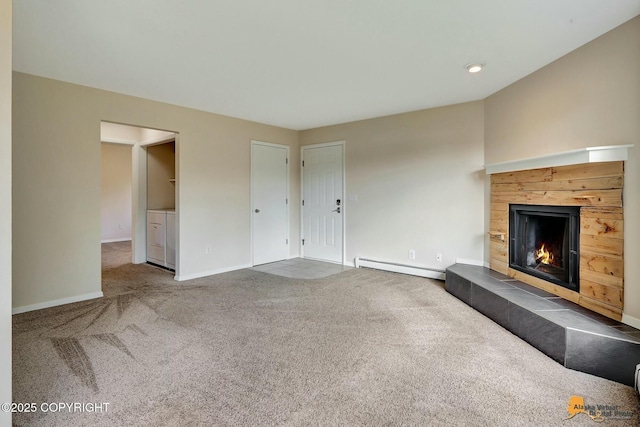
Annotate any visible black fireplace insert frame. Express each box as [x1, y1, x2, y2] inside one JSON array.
[[509, 204, 580, 292]]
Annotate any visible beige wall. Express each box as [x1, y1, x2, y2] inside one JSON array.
[[300, 101, 485, 269], [0, 0, 11, 422], [101, 143, 133, 241], [485, 17, 640, 322], [13, 72, 300, 309]]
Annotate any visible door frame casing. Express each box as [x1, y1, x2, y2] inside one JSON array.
[[300, 140, 346, 265], [250, 140, 290, 266]]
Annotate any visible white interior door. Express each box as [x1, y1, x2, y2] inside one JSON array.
[[252, 142, 289, 265], [302, 143, 344, 263]]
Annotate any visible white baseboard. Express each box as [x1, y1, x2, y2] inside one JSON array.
[[622, 313, 640, 330], [13, 291, 104, 315], [354, 258, 445, 280], [101, 238, 132, 243], [175, 264, 252, 281]]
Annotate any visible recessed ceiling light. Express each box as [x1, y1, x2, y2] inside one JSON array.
[[465, 63, 484, 73]]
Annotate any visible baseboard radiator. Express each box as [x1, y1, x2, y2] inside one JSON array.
[[354, 257, 446, 280]]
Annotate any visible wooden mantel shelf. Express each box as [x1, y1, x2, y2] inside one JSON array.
[[484, 145, 634, 175]]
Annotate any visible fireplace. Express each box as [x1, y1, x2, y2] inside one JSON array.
[[490, 161, 624, 320], [509, 204, 580, 292]]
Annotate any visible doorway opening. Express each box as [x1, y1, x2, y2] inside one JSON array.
[[100, 141, 134, 271], [100, 122, 179, 283], [146, 140, 176, 271]]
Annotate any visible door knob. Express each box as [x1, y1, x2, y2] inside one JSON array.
[[332, 207, 341, 213], [255, 209, 260, 213]]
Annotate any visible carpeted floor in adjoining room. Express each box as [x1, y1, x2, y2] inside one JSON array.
[[12, 242, 640, 426]]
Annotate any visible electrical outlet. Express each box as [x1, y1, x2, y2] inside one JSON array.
[[118, 224, 124, 229], [436, 253, 442, 262], [409, 249, 416, 260], [205, 245, 212, 254]]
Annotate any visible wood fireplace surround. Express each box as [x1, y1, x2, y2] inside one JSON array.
[[489, 161, 624, 321]]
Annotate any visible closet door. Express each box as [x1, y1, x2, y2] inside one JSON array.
[[251, 142, 289, 265]]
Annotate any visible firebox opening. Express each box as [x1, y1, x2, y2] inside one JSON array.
[[509, 204, 580, 292]]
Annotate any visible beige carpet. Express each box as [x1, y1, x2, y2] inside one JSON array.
[[12, 242, 639, 426]]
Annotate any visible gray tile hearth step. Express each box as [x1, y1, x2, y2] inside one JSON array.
[[445, 263, 640, 386]]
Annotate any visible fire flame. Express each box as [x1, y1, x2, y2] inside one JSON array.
[[536, 244, 554, 265]]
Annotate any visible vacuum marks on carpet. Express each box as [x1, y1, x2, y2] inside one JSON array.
[[14, 286, 193, 393], [51, 337, 99, 393]]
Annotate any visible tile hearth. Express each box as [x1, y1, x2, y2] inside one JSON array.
[[446, 263, 640, 386]]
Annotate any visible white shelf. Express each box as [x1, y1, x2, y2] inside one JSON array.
[[484, 145, 634, 175]]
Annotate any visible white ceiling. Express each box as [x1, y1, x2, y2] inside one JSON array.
[[12, 1, 640, 130]]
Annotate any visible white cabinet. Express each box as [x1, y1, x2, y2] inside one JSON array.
[[147, 210, 176, 270]]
